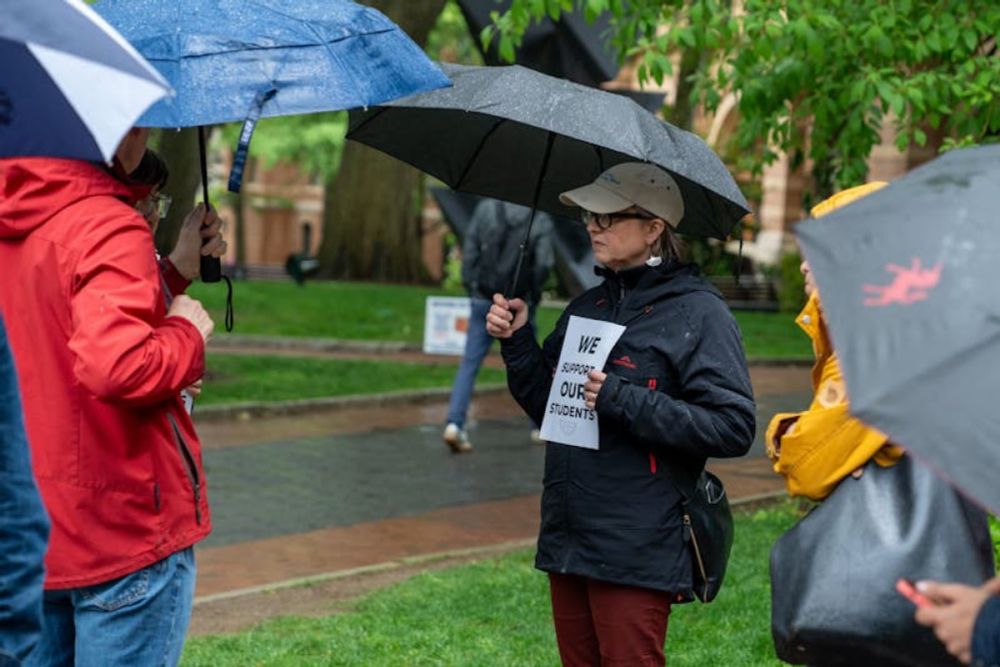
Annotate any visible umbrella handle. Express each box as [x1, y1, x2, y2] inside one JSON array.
[[196, 126, 234, 332], [198, 126, 222, 283]]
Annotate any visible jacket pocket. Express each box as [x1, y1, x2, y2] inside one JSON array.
[[166, 412, 202, 524]]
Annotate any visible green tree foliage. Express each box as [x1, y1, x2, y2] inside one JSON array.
[[776, 249, 807, 313], [490, 1, 1000, 194], [217, 112, 348, 184], [426, 0, 484, 64]]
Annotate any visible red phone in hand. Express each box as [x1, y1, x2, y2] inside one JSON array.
[[896, 578, 934, 609]]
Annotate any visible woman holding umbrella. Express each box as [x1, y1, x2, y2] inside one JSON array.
[[486, 162, 756, 666]]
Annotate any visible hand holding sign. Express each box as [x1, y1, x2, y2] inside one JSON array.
[[583, 369, 607, 410], [540, 316, 626, 449]]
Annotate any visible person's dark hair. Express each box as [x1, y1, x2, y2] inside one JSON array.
[[129, 149, 169, 192]]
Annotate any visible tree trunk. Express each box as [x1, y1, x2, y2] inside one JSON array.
[[318, 144, 426, 280], [666, 47, 704, 131], [316, 0, 446, 282], [150, 127, 204, 256]]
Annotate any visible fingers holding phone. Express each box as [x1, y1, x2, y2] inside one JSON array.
[[897, 578, 933, 609], [911, 579, 995, 665]]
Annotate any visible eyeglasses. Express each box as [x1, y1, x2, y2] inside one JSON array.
[[139, 193, 172, 220], [580, 209, 656, 230]]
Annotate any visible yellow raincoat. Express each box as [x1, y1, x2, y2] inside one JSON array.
[[766, 183, 903, 500]]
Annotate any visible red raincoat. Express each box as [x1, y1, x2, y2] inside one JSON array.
[[0, 158, 210, 589]]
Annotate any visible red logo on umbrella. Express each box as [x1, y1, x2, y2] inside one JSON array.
[[862, 258, 942, 307]]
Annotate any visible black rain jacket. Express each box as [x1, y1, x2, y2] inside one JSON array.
[[500, 260, 756, 594]]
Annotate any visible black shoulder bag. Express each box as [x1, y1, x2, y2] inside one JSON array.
[[770, 455, 995, 666], [666, 467, 734, 603]]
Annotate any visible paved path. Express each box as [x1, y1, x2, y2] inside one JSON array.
[[187, 365, 812, 634]]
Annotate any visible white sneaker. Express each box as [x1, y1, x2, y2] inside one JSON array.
[[443, 423, 473, 453]]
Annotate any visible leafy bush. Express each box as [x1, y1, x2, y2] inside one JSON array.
[[686, 237, 740, 276], [776, 250, 807, 313], [441, 231, 464, 292]]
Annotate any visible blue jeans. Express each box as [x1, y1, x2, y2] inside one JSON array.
[[446, 298, 535, 428], [446, 298, 495, 428], [0, 317, 50, 666], [24, 548, 196, 667]]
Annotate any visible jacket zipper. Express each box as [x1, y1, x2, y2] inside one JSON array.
[[166, 412, 202, 524], [613, 281, 626, 319], [683, 513, 709, 599]]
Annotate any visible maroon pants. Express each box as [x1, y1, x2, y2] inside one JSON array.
[[548, 572, 673, 667]]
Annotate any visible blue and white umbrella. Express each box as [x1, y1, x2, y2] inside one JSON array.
[[1, 0, 170, 162]]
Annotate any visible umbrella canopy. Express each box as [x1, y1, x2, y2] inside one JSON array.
[[1, 0, 170, 162], [95, 0, 450, 287], [94, 0, 450, 129], [795, 144, 1000, 512], [348, 63, 750, 240]]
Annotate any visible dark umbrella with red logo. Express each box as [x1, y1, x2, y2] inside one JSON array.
[[795, 144, 1000, 512]]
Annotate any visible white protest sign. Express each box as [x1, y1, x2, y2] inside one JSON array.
[[423, 296, 471, 355], [539, 315, 626, 449]]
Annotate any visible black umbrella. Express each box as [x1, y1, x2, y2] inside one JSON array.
[[795, 144, 1000, 512], [457, 0, 619, 86], [458, 2, 666, 113], [348, 63, 749, 293]]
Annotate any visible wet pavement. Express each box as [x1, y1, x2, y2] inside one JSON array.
[[201, 417, 547, 548], [191, 365, 812, 600]]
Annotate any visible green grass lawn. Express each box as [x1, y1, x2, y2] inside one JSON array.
[[190, 281, 460, 343], [198, 354, 507, 407], [181, 503, 801, 666], [189, 280, 811, 359], [733, 310, 811, 360]]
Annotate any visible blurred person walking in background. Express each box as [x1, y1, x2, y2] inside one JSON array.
[[443, 197, 553, 453]]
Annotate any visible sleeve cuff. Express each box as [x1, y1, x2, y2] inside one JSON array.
[[594, 373, 629, 418], [164, 316, 206, 385], [499, 325, 537, 363], [972, 595, 1000, 666], [160, 257, 192, 297]]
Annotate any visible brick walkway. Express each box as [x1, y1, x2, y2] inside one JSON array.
[[187, 364, 812, 633]]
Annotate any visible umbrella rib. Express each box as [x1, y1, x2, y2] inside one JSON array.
[[307, 22, 367, 105], [141, 29, 400, 63], [347, 107, 388, 137], [454, 116, 506, 191], [591, 143, 605, 172], [508, 130, 556, 298]]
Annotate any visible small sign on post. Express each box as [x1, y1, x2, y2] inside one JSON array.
[[539, 315, 626, 449], [423, 296, 472, 355]]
